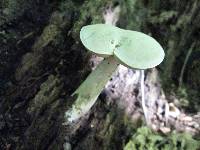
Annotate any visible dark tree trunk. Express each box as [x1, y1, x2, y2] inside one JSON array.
[[0, 0, 199, 150]]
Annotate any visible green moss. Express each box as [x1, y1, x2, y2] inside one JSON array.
[[32, 9, 71, 51], [148, 11, 178, 24], [124, 127, 200, 150], [177, 86, 200, 112], [119, 0, 147, 30], [187, 89, 200, 112], [15, 4, 73, 80], [27, 75, 63, 115], [98, 108, 138, 150], [0, 0, 31, 26], [71, 0, 113, 39], [187, 60, 200, 91], [177, 87, 190, 107], [32, 24, 60, 51]]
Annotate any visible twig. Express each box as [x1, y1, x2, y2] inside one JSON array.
[[179, 42, 195, 87]]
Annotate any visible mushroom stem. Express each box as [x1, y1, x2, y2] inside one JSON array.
[[65, 56, 118, 122]]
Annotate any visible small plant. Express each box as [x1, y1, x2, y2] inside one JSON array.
[[65, 24, 165, 122], [124, 127, 200, 150]]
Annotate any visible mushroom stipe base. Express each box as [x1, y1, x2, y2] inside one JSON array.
[[65, 56, 119, 122]]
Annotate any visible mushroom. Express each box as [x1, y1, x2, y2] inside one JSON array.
[[65, 24, 165, 122]]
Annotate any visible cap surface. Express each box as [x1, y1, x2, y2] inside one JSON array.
[[80, 24, 121, 56], [80, 24, 165, 69], [113, 30, 165, 69]]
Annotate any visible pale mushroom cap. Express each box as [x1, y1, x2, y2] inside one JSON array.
[[80, 24, 165, 69], [114, 30, 165, 69], [80, 24, 120, 56]]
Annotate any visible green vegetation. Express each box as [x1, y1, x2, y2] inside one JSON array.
[[124, 127, 200, 150]]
